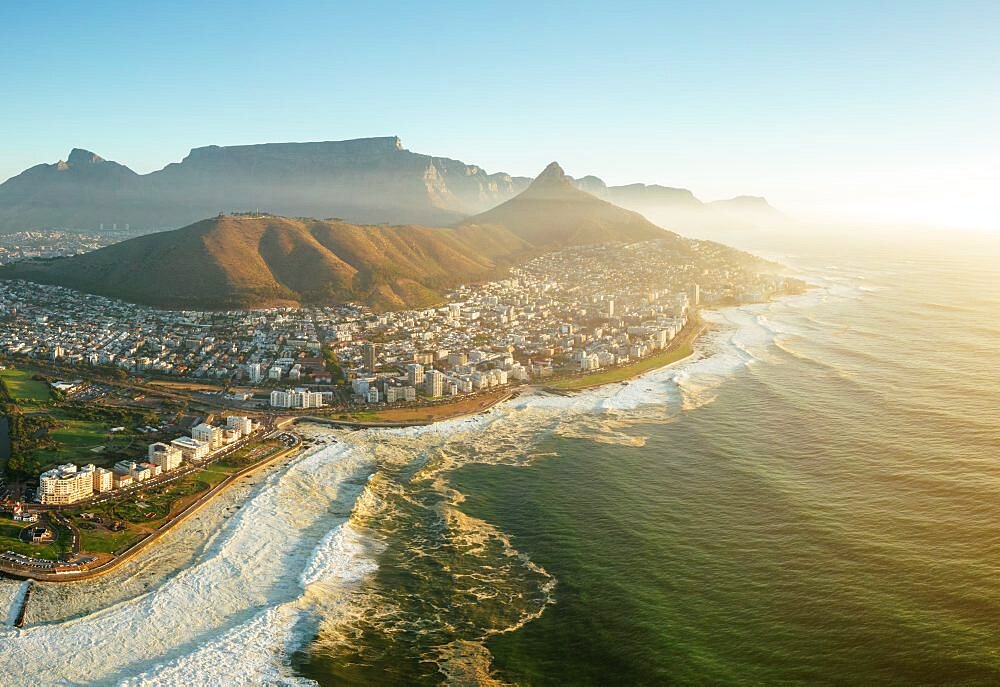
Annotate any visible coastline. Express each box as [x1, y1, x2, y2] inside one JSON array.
[[1, 303, 728, 586], [541, 314, 707, 394], [1, 288, 806, 683], [0, 434, 305, 584]]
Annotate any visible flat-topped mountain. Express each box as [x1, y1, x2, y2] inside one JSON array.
[[0, 137, 783, 234], [0, 137, 531, 231], [458, 162, 672, 248]]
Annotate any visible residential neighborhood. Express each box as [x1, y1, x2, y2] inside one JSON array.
[[0, 240, 798, 417]]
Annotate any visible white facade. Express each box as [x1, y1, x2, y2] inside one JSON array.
[[171, 436, 210, 462], [226, 415, 253, 436], [92, 467, 114, 493], [270, 387, 324, 409], [39, 463, 94, 505], [148, 441, 183, 471], [192, 423, 223, 450]]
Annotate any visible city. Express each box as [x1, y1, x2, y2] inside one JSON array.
[[0, 236, 799, 573]]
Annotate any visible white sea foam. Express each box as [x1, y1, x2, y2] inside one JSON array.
[[0, 580, 29, 627], [0, 433, 379, 685], [300, 521, 378, 588], [0, 277, 861, 685]]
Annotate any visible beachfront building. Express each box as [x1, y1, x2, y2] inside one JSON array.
[[39, 463, 96, 505], [384, 384, 416, 403], [226, 415, 253, 437], [171, 436, 209, 463], [424, 369, 445, 398], [92, 467, 114, 493], [191, 423, 223, 451], [115, 460, 152, 483], [148, 442, 183, 471], [270, 387, 324, 409], [406, 363, 425, 387], [112, 472, 134, 490]]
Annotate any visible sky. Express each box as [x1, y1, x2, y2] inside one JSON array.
[[2, 1, 998, 229]]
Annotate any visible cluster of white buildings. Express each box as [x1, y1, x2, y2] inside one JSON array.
[[269, 387, 329, 409], [38, 416, 255, 505]]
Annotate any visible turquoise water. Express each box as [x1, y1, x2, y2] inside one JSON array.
[[295, 233, 1000, 685]]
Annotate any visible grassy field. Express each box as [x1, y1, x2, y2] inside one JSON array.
[[0, 514, 72, 560], [547, 323, 702, 392], [63, 438, 283, 556], [23, 409, 133, 474], [0, 367, 53, 405], [329, 390, 511, 424]]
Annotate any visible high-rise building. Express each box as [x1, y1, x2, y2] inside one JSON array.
[[39, 463, 95, 504], [248, 363, 264, 383], [690, 284, 700, 306], [148, 442, 184, 471], [425, 369, 445, 398], [192, 423, 223, 450], [92, 467, 113, 493], [362, 342, 379, 371], [406, 363, 425, 387], [226, 416, 253, 436]]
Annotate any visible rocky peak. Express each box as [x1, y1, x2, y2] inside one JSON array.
[[534, 161, 568, 183], [523, 162, 579, 199], [66, 148, 105, 166]]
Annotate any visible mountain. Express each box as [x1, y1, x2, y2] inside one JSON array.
[[0, 137, 785, 235], [607, 183, 701, 209], [0, 149, 144, 231], [1, 163, 690, 310], [706, 195, 786, 223], [457, 162, 671, 248], [0, 138, 532, 232], [602, 184, 785, 232], [2, 215, 530, 310]]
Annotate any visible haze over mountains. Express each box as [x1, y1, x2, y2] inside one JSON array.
[[0, 137, 782, 234], [3, 163, 701, 310]]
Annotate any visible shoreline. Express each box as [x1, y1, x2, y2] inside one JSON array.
[[0, 434, 305, 583], [0, 298, 751, 585], [540, 315, 707, 394]]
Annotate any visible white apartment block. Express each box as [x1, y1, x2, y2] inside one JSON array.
[[171, 436, 209, 462], [270, 387, 324, 409], [115, 460, 152, 482], [226, 416, 253, 436], [148, 441, 183, 471], [39, 463, 95, 505], [92, 467, 114, 493], [192, 423, 223, 450]]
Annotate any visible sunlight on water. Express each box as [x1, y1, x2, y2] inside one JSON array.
[[1, 235, 998, 685]]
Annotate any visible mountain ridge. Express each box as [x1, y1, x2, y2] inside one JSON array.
[[2, 162, 686, 310], [0, 137, 780, 234]]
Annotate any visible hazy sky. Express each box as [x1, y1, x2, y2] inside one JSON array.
[[2, 1, 998, 229]]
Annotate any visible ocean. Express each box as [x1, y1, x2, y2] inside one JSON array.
[[1, 230, 998, 686]]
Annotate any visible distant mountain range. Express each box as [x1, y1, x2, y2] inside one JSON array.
[[3, 163, 690, 310], [0, 137, 782, 233]]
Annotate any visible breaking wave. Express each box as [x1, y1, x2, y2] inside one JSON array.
[[0, 269, 865, 685]]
